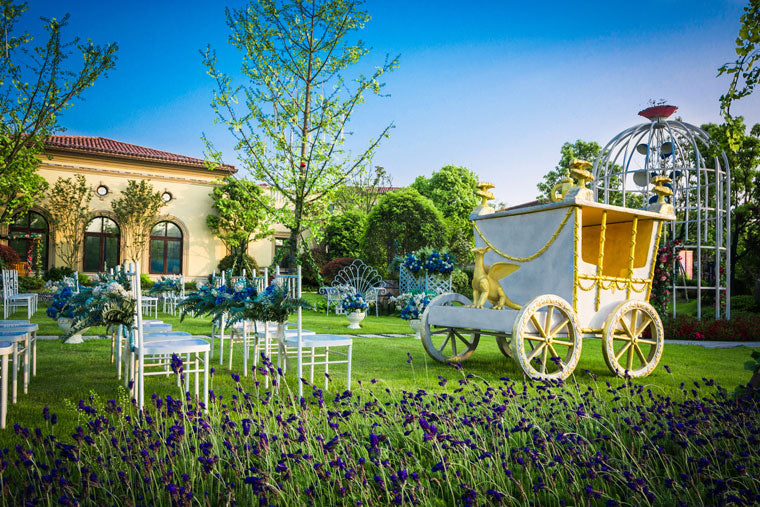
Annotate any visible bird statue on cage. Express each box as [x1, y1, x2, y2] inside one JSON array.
[[471, 246, 520, 310]]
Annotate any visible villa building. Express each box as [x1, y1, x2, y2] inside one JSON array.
[[3, 136, 290, 281]]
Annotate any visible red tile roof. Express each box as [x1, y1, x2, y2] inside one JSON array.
[[44, 136, 235, 172]]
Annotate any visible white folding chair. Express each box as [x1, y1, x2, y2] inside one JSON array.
[[123, 262, 210, 411], [276, 266, 353, 397], [0, 340, 11, 429], [0, 322, 38, 377], [2, 270, 37, 319], [0, 329, 30, 403]]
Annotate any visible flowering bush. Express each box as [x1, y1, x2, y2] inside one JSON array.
[[341, 292, 368, 312], [4, 368, 760, 505], [649, 239, 682, 314], [662, 312, 760, 341]]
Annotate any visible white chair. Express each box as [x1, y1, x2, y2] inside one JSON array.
[[0, 322, 38, 377], [276, 266, 353, 397], [142, 296, 158, 319], [161, 274, 185, 316], [0, 329, 29, 403], [0, 340, 11, 429], [2, 270, 37, 319], [124, 262, 210, 410]]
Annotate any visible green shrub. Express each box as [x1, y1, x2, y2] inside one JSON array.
[[18, 276, 44, 292], [451, 268, 472, 299], [140, 274, 154, 289], [324, 210, 366, 259], [218, 253, 258, 277], [184, 281, 197, 291], [732, 294, 758, 314], [43, 266, 75, 282], [77, 273, 90, 287], [361, 188, 447, 269]]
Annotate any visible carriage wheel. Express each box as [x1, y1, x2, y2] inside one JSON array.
[[512, 295, 582, 380], [602, 300, 664, 378], [421, 293, 480, 363], [495, 335, 514, 359]]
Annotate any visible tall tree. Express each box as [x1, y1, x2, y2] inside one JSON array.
[[536, 140, 602, 201], [111, 180, 166, 263], [46, 174, 92, 269], [411, 165, 479, 264], [0, 1, 117, 223], [361, 188, 447, 268], [718, 0, 760, 151], [203, 0, 398, 266], [700, 119, 760, 295], [331, 166, 392, 214], [206, 177, 273, 274]]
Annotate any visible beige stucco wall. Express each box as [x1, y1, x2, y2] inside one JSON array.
[[32, 151, 279, 281]]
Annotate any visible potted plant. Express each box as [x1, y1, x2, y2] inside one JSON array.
[[341, 293, 368, 329], [45, 280, 85, 344], [395, 291, 436, 339]]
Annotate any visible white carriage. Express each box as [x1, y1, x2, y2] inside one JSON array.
[[420, 168, 675, 380]]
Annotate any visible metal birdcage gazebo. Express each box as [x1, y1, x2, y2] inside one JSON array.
[[591, 105, 731, 319]]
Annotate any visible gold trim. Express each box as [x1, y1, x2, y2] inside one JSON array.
[[572, 207, 580, 311], [625, 217, 639, 299], [646, 221, 663, 300], [473, 207, 574, 262], [595, 210, 608, 311]]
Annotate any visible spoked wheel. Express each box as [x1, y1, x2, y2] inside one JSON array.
[[602, 300, 664, 378], [512, 295, 582, 380], [421, 293, 480, 363], [495, 335, 514, 359]]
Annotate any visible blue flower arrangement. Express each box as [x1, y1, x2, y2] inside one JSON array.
[[399, 291, 435, 320], [423, 251, 454, 274], [404, 250, 455, 275], [148, 276, 183, 296], [403, 253, 423, 274], [46, 286, 74, 320], [341, 293, 368, 312]]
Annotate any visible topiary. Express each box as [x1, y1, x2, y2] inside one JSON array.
[[140, 274, 154, 289], [321, 257, 356, 284], [0, 244, 21, 266], [218, 253, 258, 277]]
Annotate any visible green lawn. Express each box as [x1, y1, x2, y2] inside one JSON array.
[[3, 297, 759, 447]]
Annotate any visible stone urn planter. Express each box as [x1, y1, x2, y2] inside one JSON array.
[[58, 317, 86, 344], [408, 318, 422, 340], [346, 311, 366, 329]]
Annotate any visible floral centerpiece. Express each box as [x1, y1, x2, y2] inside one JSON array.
[[403, 249, 455, 276], [47, 271, 135, 344], [148, 276, 183, 296], [391, 290, 436, 339], [341, 293, 368, 329], [180, 281, 307, 326]]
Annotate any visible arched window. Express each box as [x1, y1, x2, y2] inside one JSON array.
[[8, 211, 49, 270], [149, 221, 182, 274], [83, 217, 120, 272]]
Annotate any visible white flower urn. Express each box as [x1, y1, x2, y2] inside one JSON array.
[[408, 319, 422, 340], [58, 317, 85, 344], [346, 311, 366, 329]]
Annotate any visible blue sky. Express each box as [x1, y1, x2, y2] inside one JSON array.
[[29, 0, 757, 205]]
